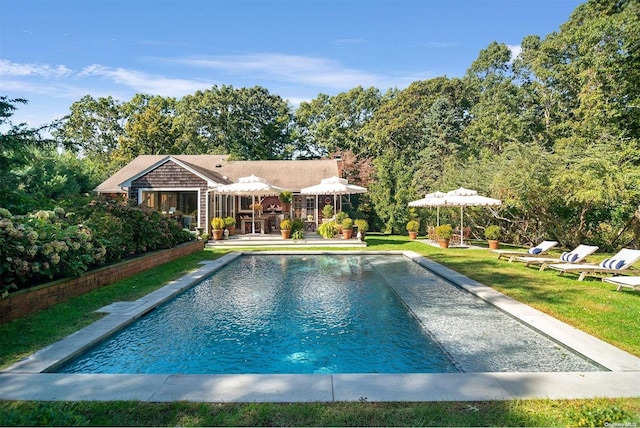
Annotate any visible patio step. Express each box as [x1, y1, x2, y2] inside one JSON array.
[[205, 234, 367, 248]]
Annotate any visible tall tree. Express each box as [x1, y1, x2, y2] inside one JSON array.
[[175, 85, 293, 160], [294, 86, 382, 158], [53, 95, 124, 165], [0, 97, 54, 212]]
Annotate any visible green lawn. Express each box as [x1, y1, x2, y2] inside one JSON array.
[[1, 235, 639, 427]]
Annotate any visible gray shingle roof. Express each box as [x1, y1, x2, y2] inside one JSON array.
[[95, 155, 342, 193]]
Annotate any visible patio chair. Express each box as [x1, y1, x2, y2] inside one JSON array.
[[491, 240, 558, 262], [547, 248, 640, 281], [602, 276, 640, 292], [515, 244, 599, 271]]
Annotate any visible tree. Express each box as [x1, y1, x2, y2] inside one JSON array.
[[0, 97, 56, 212], [114, 94, 180, 163], [175, 85, 293, 160], [294, 86, 382, 158], [53, 95, 124, 166]]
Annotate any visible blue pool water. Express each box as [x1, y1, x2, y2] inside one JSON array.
[[58, 255, 459, 374]]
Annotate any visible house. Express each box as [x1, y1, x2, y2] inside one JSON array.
[[95, 155, 344, 234]]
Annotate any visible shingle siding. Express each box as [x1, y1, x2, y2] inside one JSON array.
[[130, 161, 208, 230]]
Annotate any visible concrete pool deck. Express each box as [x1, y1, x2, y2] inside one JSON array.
[[1, 251, 639, 402]]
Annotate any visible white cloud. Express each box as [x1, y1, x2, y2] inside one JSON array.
[[78, 64, 216, 97], [0, 59, 72, 78], [507, 44, 522, 60], [172, 53, 386, 91]]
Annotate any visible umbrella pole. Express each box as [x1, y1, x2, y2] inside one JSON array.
[[460, 206, 464, 247], [252, 195, 256, 234]]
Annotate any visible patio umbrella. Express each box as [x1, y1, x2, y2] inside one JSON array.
[[408, 191, 447, 226], [217, 175, 283, 234], [300, 176, 367, 226], [411, 187, 501, 246]]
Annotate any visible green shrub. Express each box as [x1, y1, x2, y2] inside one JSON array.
[[279, 190, 292, 203], [342, 218, 353, 230], [406, 220, 420, 232], [280, 219, 293, 230], [223, 216, 236, 227], [484, 225, 501, 240], [211, 217, 225, 230], [291, 218, 304, 234], [322, 204, 334, 219], [335, 211, 349, 224], [354, 219, 369, 232], [435, 224, 453, 240], [317, 220, 339, 238]]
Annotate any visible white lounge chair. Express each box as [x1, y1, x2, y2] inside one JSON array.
[[491, 240, 558, 262], [602, 276, 640, 292], [547, 248, 640, 281], [516, 244, 599, 271]]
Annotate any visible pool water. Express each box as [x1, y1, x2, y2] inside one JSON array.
[[59, 255, 459, 374]]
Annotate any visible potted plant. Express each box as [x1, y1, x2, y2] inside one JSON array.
[[406, 219, 420, 240], [354, 219, 369, 240], [279, 190, 292, 213], [435, 224, 453, 248], [211, 217, 225, 240], [485, 225, 501, 249], [341, 217, 353, 239], [317, 220, 339, 238], [322, 204, 334, 223], [223, 216, 236, 235], [280, 218, 293, 239]]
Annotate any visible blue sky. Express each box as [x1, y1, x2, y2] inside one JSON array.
[[2, 0, 583, 128]]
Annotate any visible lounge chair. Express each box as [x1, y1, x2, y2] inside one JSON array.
[[602, 276, 640, 292], [515, 244, 599, 271], [547, 248, 640, 281], [491, 240, 558, 262]]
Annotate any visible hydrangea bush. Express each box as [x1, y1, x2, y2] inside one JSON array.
[[0, 200, 193, 297]]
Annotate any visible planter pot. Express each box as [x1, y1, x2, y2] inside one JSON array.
[[342, 229, 353, 239], [408, 231, 418, 240], [281, 230, 291, 239], [488, 240, 500, 250], [282, 202, 291, 213], [227, 225, 236, 236], [212, 229, 224, 241], [438, 238, 450, 248]]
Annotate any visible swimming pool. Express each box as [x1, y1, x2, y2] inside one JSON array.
[[56, 254, 600, 375]]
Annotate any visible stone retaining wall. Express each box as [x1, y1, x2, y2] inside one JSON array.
[[0, 240, 205, 324]]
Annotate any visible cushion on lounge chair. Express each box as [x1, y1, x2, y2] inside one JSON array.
[[599, 259, 625, 269], [561, 252, 579, 262], [529, 248, 542, 254]]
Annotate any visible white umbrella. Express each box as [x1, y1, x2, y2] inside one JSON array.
[[408, 191, 447, 226], [217, 175, 283, 234], [300, 176, 368, 225], [410, 187, 501, 246]]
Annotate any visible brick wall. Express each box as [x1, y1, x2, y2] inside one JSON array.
[[0, 240, 205, 324]]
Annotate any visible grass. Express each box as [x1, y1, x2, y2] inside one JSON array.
[[1, 235, 639, 426]]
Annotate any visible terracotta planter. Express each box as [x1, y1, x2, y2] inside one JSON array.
[[408, 231, 418, 240], [342, 229, 353, 239], [226, 225, 236, 236], [438, 238, 450, 248], [488, 240, 500, 250], [212, 229, 224, 241], [281, 230, 291, 239]]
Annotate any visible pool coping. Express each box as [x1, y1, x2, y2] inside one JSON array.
[[2, 250, 639, 402]]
